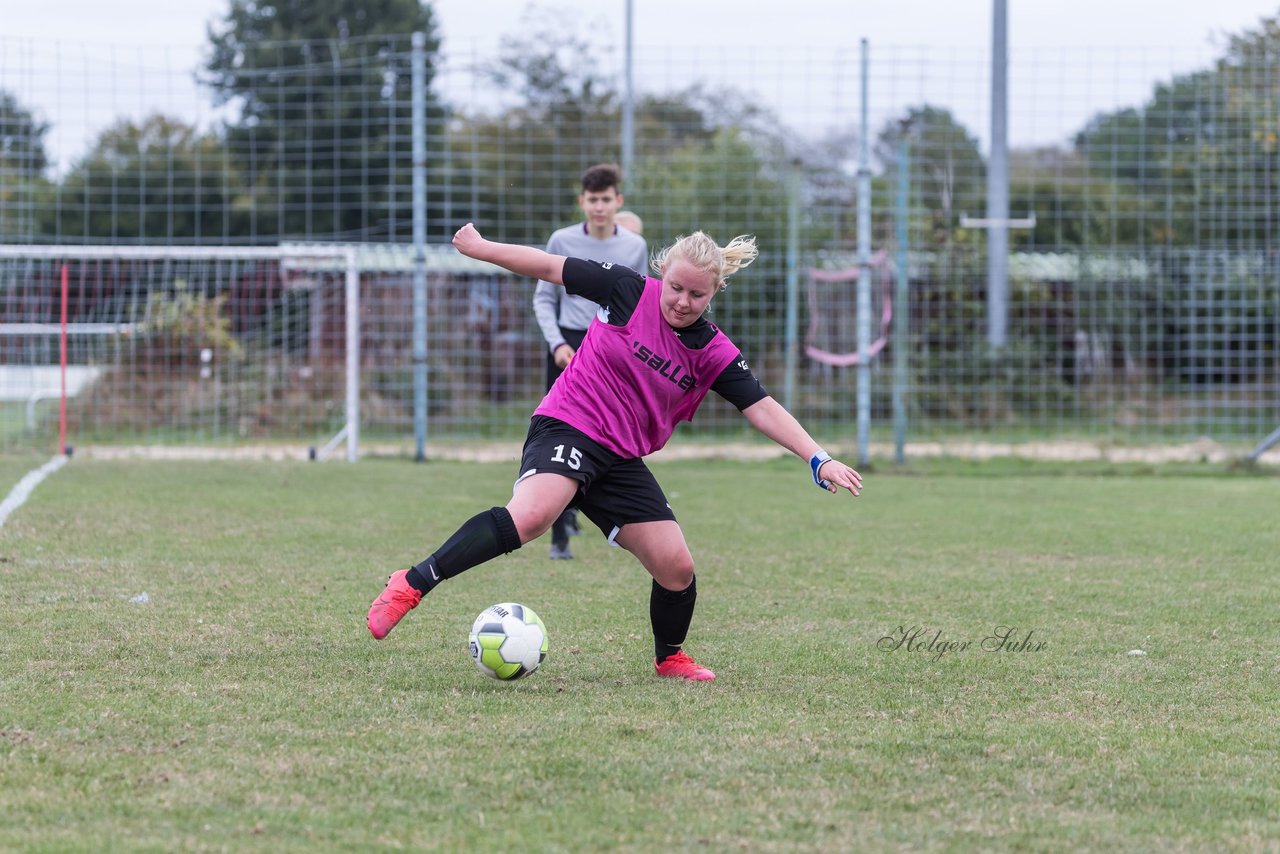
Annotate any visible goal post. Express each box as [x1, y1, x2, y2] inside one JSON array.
[[0, 244, 362, 461]]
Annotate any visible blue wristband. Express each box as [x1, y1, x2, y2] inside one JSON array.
[[809, 449, 833, 490]]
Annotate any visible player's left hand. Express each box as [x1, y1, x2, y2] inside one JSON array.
[[817, 459, 862, 497]]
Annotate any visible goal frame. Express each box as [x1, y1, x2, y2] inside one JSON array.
[[0, 244, 362, 462]]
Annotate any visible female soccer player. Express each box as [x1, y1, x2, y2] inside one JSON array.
[[367, 223, 863, 681]]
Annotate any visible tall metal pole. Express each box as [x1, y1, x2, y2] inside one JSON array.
[[412, 32, 429, 461], [783, 162, 800, 411], [986, 0, 1009, 348], [621, 0, 635, 183], [893, 130, 911, 465], [345, 247, 360, 462], [856, 39, 872, 466]]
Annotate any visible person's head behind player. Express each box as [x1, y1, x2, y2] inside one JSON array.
[[615, 210, 644, 235], [578, 163, 625, 238], [650, 232, 758, 328]]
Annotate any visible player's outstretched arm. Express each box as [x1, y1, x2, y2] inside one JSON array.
[[453, 222, 568, 285], [741, 396, 862, 496]]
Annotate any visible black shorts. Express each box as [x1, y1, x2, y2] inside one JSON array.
[[518, 415, 676, 542]]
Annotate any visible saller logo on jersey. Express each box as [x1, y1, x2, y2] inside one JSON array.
[[632, 341, 697, 390]]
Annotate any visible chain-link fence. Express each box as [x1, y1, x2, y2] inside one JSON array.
[[2, 25, 1278, 455]]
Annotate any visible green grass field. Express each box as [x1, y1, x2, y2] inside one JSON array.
[[1, 455, 1277, 851]]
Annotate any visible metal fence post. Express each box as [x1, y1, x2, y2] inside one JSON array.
[[412, 31, 428, 462], [856, 39, 872, 466], [893, 129, 911, 465]]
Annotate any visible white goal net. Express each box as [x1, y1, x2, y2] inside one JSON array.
[[0, 245, 360, 460]]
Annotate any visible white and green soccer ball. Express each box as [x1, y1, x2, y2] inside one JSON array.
[[468, 603, 548, 681]]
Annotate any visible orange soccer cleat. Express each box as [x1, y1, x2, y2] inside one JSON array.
[[654, 649, 716, 682], [367, 569, 423, 639]]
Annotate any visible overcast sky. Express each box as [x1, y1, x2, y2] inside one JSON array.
[[4, 0, 1280, 170], [5, 0, 1277, 54]]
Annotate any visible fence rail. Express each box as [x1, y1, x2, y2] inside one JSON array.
[[2, 28, 1278, 455]]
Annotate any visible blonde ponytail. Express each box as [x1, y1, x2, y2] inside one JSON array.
[[651, 231, 758, 290]]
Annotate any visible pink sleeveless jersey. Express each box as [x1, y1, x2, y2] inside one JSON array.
[[534, 276, 741, 458]]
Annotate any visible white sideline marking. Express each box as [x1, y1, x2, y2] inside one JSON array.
[[0, 455, 70, 529]]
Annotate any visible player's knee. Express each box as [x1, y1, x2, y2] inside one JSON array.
[[664, 553, 695, 590], [507, 504, 559, 544]]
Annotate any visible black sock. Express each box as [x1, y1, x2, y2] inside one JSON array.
[[405, 507, 521, 593], [651, 575, 697, 662]]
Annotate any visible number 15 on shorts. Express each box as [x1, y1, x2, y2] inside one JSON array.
[[551, 444, 582, 470]]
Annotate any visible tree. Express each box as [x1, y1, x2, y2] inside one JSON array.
[[874, 105, 986, 248], [0, 90, 51, 240], [51, 114, 248, 242], [486, 6, 616, 119], [0, 90, 49, 179], [1074, 13, 1280, 248], [439, 9, 627, 246], [1005, 146, 1149, 249], [202, 0, 442, 242]]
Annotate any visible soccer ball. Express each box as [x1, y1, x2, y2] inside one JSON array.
[[468, 602, 548, 681]]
